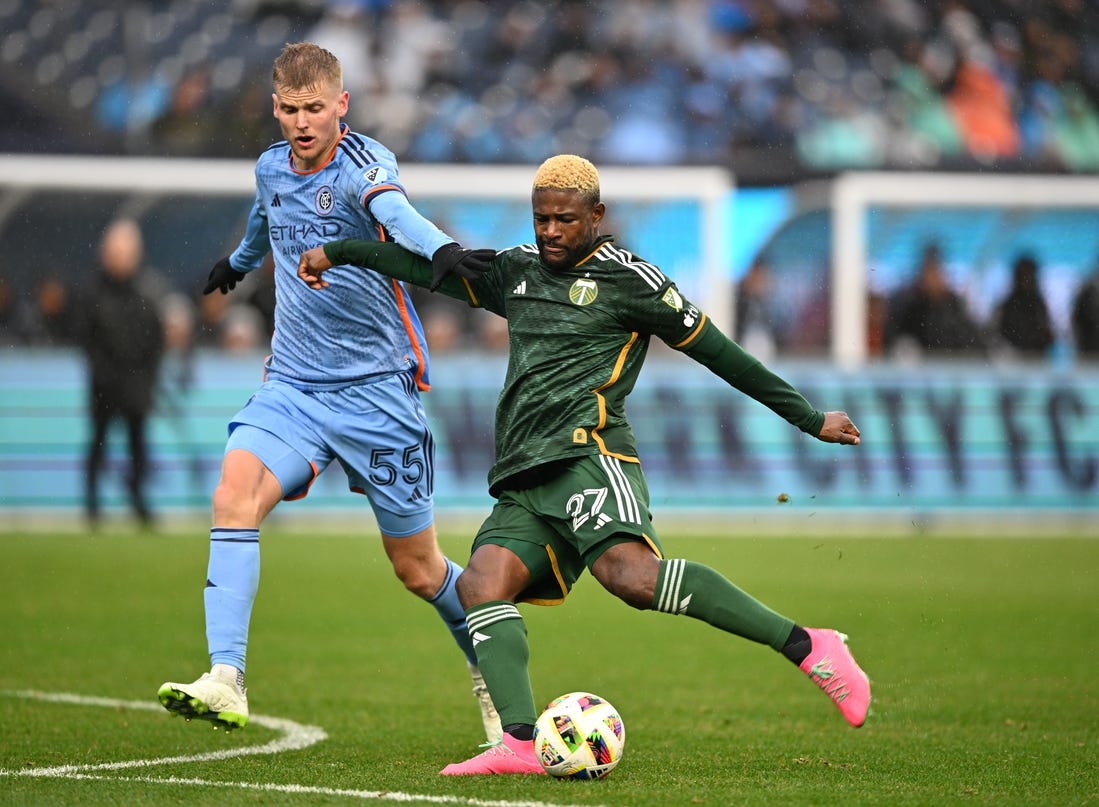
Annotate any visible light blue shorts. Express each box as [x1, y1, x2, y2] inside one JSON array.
[[225, 372, 433, 537]]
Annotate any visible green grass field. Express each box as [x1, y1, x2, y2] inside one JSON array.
[[1, 526, 1095, 806]]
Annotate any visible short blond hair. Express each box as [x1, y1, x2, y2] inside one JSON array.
[[533, 154, 600, 204], [273, 42, 342, 93]]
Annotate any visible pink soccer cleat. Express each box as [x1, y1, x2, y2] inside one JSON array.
[[799, 628, 871, 727], [440, 732, 546, 776]]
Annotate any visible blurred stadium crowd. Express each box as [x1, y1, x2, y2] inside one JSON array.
[[2, 0, 1098, 182], [3, 0, 1099, 362]]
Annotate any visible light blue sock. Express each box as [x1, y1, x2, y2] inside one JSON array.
[[204, 528, 260, 673], [428, 557, 477, 665]]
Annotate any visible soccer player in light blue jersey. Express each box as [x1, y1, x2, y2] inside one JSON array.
[[158, 42, 499, 741]]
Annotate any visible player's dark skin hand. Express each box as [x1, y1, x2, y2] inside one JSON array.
[[817, 411, 860, 445], [203, 256, 247, 295], [430, 243, 495, 291]]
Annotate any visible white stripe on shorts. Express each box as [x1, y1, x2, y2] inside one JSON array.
[[598, 454, 641, 524]]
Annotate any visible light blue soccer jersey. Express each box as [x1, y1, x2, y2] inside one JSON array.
[[229, 124, 451, 389]]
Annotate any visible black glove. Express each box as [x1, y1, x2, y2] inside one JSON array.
[[203, 256, 247, 295], [430, 243, 495, 291]]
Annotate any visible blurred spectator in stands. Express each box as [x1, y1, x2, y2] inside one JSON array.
[[787, 275, 832, 357], [1052, 84, 1099, 172], [195, 285, 231, 348], [947, 60, 1021, 162], [421, 306, 462, 354], [734, 255, 778, 360], [478, 312, 509, 353], [80, 218, 165, 528], [221, 77, 281, 158], [886, 37, 965, 165], [158, 292, 205, 504], [149, 68, 220, 157], [934, 1, 1021, 162], [308, 1, 375, 104], [993, 253, 1054, 358], [886, 241, 985, 357], [22, 276, 77, 346], [4, 0, 1099, 177], [797, 89, 887, 170], [220, 304, 268, 354], [867, 291, 888, 358], [598, 50, 688, 164], [159, 293, 197, 418], [94, 56, 171, 152], [1071, 265, 1099, 360], [0, 274, 17, 346], [1015, 16, 1099, 171]]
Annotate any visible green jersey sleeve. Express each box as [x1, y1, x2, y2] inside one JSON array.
[[322, 239, 491, 306], [679, 318, 825, 436]]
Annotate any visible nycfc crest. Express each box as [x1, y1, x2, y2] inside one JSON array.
[[314, 185, 334, 216], [569, 277, 598, 305]]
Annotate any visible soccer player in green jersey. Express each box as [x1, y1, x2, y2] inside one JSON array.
[[298, 154, 871, 775]]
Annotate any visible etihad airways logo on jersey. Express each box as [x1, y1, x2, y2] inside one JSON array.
[[269, 222, 342, 242], [568, 277, 598, 306]]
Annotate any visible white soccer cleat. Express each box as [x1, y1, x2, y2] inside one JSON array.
[[469, 662, 503, 744], [158, 666, 249, 730]]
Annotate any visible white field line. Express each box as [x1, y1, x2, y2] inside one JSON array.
[[0, 689, 608, 807], [0, 689, 326, 775]]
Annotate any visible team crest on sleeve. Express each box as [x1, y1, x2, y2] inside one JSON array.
[[569, 277, 599, 306], [314, 185, 335, 215], [662, 287, 684, 310]]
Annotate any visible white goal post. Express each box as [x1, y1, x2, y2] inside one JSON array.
[[0, 154, 734, 333], [831, 171, 1099, 366]]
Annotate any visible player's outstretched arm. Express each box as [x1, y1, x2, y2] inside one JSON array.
[[299, 239, 488, 302], [681, 318, 861, 443]]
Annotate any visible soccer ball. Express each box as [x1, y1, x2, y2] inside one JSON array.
[[533, 691, 626, 780]]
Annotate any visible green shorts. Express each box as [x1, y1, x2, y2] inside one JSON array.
[[474, 454, 664, 605]]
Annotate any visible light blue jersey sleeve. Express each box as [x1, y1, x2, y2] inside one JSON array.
[[229, 187, 271, 272], [368, 190, 452, 259], [348, 157, 452, 258]]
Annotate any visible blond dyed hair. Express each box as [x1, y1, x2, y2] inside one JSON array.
[[273, 42, 342, 93], [533, 154, 600, 205]]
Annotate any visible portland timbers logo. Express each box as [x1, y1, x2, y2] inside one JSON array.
[[569, 277, 599, 306]]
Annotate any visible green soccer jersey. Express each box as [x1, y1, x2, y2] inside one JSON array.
[[323, 236, 824, 496], [466, 237, 708, 491]]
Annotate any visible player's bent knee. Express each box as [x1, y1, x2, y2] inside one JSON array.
[[210, 481, 257, 525], [592, 544, 658, 609], [389, 559, 439, 599], [455, 563, 517, 607]]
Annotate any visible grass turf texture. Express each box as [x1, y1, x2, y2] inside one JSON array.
[[0, 528, 1095, 806]]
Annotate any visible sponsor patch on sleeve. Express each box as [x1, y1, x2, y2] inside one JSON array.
[[364, 165, 388, 185]]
